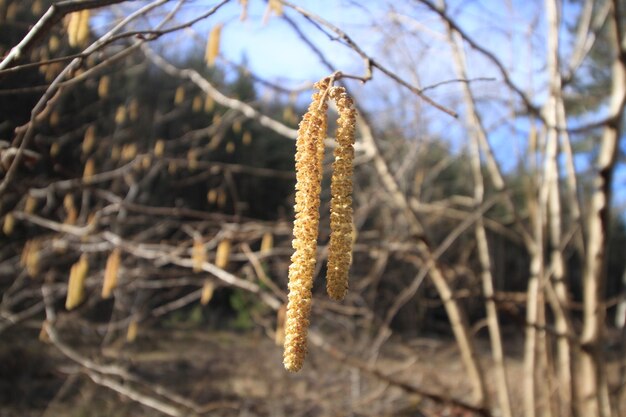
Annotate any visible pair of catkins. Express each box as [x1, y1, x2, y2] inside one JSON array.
[[284, 77, 356, 372]]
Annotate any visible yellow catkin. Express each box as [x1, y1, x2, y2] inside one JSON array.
[[326, 87, 356, 301], [21, 239, 41, 277], [187, 149, 198, 170], [225, 141, 235, 154], [242, 131, 252, 145], [24, 195, 36, 214], [212, 113, 222, 125], [154, 140, 165, 157], [205, 24, 223, 67], [126, 319, 138, 342], [76, 10, 90, 47], [215, 239, 231, 269], [192, 95, 202, 112], [68, 10, 90, 48], [121, 144, 137, 161], [200, 280, 215, 305], [192, 238, 206, 272], [129, 98, 139, 121], [6, 3, 17, 21], [98, 76, 110, 98], [141, 155, 151, 170], [275, 304, 286, 346], [66, 254, 89, 310], [3, 213, 15, 235], [207, 189, 218, 204], [269, 0, 283, 16], [283, 78, 330, 372], [115, 105, 126, 125], [174, 87, 185, 105], [82, 125, 96, 155], [63, 194, 77, 225], [50, 142, 60, 157], [204, 95, 215, 113], [232, 120, 242, 134], [102, 248, 121, 298], [48, 35, 60, 53], [83, 158, 95, 182], [260, 232, 273, 254]]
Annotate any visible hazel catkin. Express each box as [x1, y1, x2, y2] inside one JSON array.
[[326, 87, 356, 301], [283, 78, 329, 372]]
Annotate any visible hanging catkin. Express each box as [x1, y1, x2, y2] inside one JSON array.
[[283, 76, 357, 372], [283, 78, 329, 372], [102, 248, 121, 298], [326, 87, 356, 301], [66, 254, 89, 310], [205, 24, 223, 67]]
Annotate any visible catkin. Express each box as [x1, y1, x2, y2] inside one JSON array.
[[215, 239, 231, 269], [25, 196, 36, 214], [68, 10, 90, 48], [98, 76, 110, 98], [63, 194, 77, 225], [3, 213, 14, 236], [326, 87, 356, 301], [192, 238, 206, 272], [200, 280, 215, 305], [21, 239, 41, 277], [283, 78, 329, 372], [126, 319, 138, 342], [174, 87, 185, 105], [83, 158, 95, 182], [154, 140, 165, 157], [205, 24, 223, 67], [260, 232, 273, 254], [102, 248, 121, 298], [82, 125, 96, 155], [66, 254, 89, 310]]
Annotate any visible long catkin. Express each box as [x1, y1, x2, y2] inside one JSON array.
[[283, 78, 330, 372], [326, 87, 356, 301]]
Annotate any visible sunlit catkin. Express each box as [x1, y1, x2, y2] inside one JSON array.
[[82, 125, 96, 156], [83, 158, 95, 183], [115, 105, 126, 125], [102, 248, 121, 298], [283, 78, 329, 372], [3, 213, 14, 236], [192, 238, 206, 272], [21, 239, 41, 277], [174, 87, 185, 105], [25, 196, 36, 214], [326, 87, 356, 301], [68, 10, 90, 48], [205, 24, 223, 67], [154, 140, 165, 157], [98, 76, 110, 98], [63, 194, 77, 225], [260, 232, 273, 254], [66, 254, 89, 310], [126, 319, 138, 342], [200, 280, 215, 305], [215, 239, 232, 269], [192, 95, 202, 112]]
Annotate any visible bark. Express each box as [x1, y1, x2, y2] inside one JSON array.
[[446, 25, 513, 417], [578, 2, 625, 416]]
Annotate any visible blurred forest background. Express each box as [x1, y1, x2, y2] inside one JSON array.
[[0, 1, 625, 416]]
